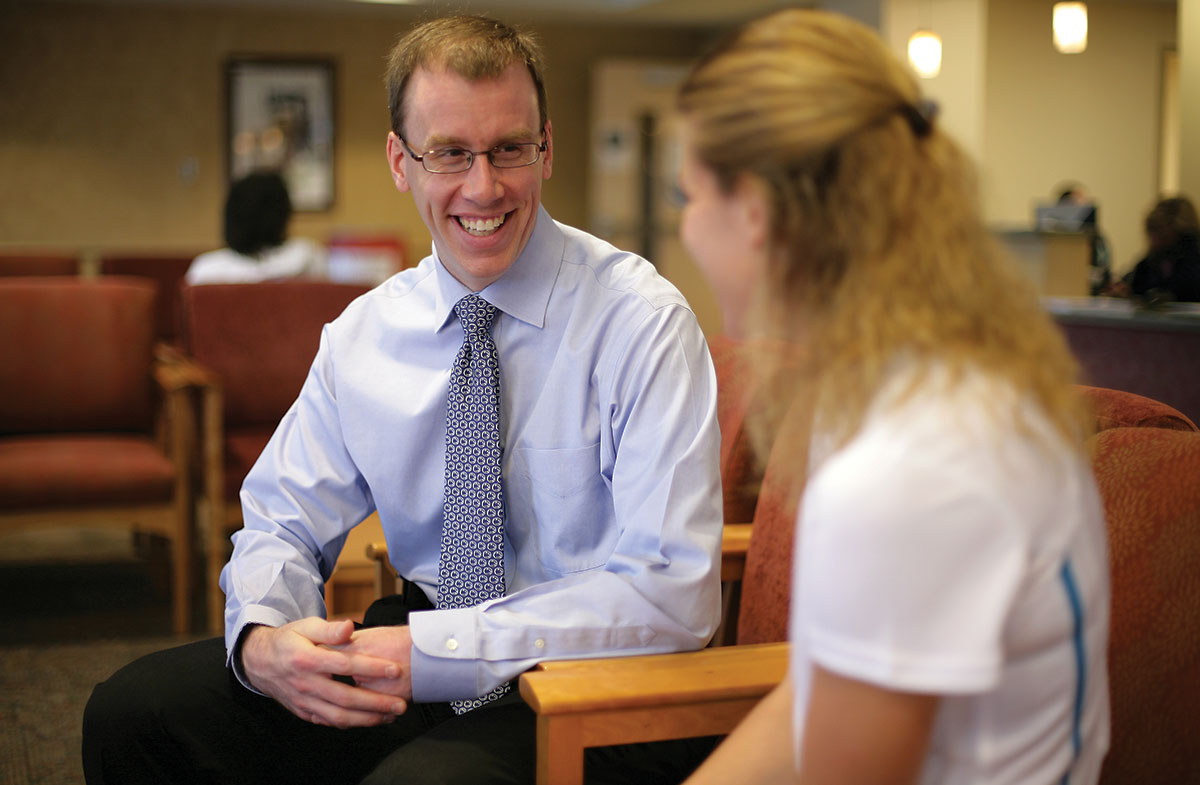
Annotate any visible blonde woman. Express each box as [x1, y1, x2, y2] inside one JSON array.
[[676, 10, 1110, 785]]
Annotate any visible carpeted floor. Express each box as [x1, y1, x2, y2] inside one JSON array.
[[0, 529, 200, 785], [0, 635, 197, 785]]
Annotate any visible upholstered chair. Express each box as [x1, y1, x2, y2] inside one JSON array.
[[177, 281, 370, 633], [0, 277, 195, 634]]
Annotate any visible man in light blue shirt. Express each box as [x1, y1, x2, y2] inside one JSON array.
[[84, 14, 721, 785]]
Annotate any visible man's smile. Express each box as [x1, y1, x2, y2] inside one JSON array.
[[456, 212, 510, 237]]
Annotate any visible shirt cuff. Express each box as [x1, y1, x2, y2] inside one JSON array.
[[408, 607, 482, 703]]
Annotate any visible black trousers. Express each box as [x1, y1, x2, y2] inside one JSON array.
[[82, 593, 718, 785]]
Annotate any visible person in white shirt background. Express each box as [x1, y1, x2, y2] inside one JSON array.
[[674, 9, 1110, 785], [186, 170, 327, 285]]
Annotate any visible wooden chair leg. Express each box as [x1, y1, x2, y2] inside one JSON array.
[[537, 715, 585, 785]]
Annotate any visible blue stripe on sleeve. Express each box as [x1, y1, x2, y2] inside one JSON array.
[[1059, 558, 1086, 785]]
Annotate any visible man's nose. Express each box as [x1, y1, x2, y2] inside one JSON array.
[[461, 155, 503, 203]]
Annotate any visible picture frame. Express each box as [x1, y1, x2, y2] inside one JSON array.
[[226, 58, 336, 212]]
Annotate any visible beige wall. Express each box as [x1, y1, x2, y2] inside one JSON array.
[[1181, 0, 1200, 199], [0, 1, 1184, 293], [883, 0, 990, 162], [881, 0, 1177, 276], [982, 0, 1177, 275], [0, 2, 711, 260]]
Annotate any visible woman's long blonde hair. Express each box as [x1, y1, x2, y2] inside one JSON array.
[[679, 9, 1089, 453]]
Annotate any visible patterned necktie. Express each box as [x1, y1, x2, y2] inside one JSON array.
[[439, 293, 510, 713]]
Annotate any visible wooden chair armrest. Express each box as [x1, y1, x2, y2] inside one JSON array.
[[366, 541, 399, 599], [721, 523, 752, 583], [153, 347, 220, 391], [519, 641, 788, 785]]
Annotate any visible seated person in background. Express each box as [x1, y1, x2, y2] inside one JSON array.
[[186, 170, 327, 285], [84, 14, 722, 785], [1055, 183, 1112, 295], [1113, 195, 1200, 303], [675, 9, 1110, 785]]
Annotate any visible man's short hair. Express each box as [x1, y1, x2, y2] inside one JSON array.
[[385, 15, 549, 140]]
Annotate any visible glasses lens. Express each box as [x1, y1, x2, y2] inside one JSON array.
[[491, 142, 540, 168], [424, 148, 473, 173]]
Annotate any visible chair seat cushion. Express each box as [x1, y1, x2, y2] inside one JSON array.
[[223, 428, 275, 501], [0, 434, 175, 509]]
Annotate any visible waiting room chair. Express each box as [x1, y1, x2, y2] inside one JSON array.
[[1078, 387, 1200, 785], [177, 281, 370, 633], [100, 254, 197, 346], [0, 252, 80, 277], [0, 277, 195, 635]]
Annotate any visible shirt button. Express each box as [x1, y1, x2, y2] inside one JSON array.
[[446, 638, 459, 651], [534, 638, 545, 649]]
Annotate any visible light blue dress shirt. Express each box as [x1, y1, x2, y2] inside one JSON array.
[[221, 207, 723, 702]]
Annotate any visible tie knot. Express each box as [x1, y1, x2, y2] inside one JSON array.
[[454, 294, 497, 340]]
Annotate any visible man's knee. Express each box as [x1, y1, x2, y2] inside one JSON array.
[[82, 638, 230, 784], [358, 698, 535, 785]]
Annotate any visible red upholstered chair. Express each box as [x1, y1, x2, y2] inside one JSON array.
[[1078, 383, 1198, 432], [100, 254, 197, 346], [178, 281, 371, 633], [0, 252, 80, 277], [0, 277, 195, 635], [1083, 388, 1200, 785]]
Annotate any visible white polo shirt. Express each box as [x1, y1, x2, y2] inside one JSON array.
[[791, 366, 1110, 785]]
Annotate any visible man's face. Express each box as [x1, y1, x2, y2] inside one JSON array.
[[387, 62, 553, 292]]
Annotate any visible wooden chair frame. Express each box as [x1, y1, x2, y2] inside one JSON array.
[[366, 523, 762, 785]]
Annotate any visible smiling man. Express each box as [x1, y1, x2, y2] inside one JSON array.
[[83, 14, 723, 785]]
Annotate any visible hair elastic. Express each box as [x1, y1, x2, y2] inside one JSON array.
[[900, 99, 938, 138]]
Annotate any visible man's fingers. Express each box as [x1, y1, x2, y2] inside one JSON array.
[[293, 617, 355, 646], [281, 674, 408, 728], [308, 672, 408, 717], [333, 652, 402, 681]]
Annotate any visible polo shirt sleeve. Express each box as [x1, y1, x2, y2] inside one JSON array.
[[795, 423, 1028, 695]]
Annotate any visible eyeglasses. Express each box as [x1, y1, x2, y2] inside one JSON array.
[[401, 136, 548, 174]]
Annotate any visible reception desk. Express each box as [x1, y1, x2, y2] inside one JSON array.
[[1045, 297, 1200, 423], [998, 230, 1092, 297]]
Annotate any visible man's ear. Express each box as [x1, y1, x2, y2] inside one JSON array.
[[540, 120, 553, 180], [386, 132, 411, 193]]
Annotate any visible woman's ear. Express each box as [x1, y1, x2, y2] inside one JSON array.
[[734, 174, 772, 253]]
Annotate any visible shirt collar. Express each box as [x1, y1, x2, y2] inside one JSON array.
[[433, 204, 563, 333]]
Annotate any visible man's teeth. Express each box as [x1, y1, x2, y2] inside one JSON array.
[[458, 215, 506, 236]]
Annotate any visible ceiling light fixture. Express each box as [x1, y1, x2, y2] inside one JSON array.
[[1053, 2, 1088, 54], [908, 29, 942, 79]]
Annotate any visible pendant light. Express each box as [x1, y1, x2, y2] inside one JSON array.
[[1053, 2, 1088, 54], [908, 29, 942, 79]]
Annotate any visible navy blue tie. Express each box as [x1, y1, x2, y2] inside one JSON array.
[[439, 294, 509, 713]]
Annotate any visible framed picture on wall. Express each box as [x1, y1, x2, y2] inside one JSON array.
[[226, 58, 336, 212]]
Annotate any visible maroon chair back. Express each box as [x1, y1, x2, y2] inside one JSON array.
[[736, 391, 813, 645], [710, 335, 762, 524], [0, 253, 80, 277], [100, 255, 196, 345], [1093, 422, 1200, 784], [0, 277, 156, 435], [183, 282, 369, 429], [711, 335, 809, 524], [1079, 384, 1198, 433]]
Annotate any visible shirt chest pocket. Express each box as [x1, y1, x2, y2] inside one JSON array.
[[509, 442, 616, 574]]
